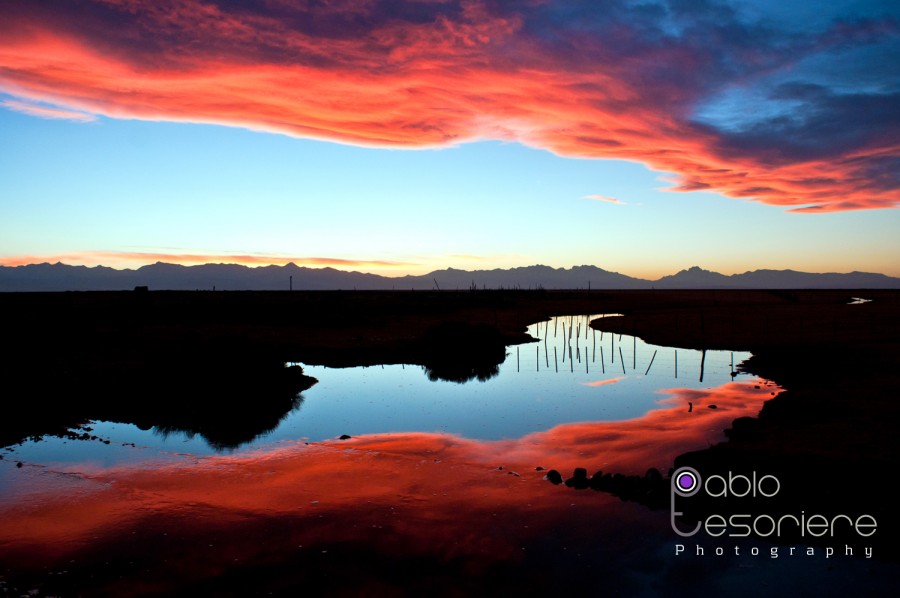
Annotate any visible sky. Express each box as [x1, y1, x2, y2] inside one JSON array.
[[1, 0, 899, 279]]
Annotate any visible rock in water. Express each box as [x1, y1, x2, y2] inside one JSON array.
[[565, 467, 590, 490]]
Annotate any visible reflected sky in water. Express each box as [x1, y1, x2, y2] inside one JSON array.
[[0, 378, 778, 592], [0, 316, 817, 595], [14, 369, 885, 597], [292, 315, 751, 441], [4, 316, 758, 471]]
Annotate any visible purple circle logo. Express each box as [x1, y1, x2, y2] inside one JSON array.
[[672, 467, 700, 497]]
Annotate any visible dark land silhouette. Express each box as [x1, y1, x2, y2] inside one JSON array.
[[3, 262, 900, 291], [1, 289, 899, 593]]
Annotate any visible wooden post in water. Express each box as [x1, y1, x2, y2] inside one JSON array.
[[555, 346, 558, 372], [699, 349, 706, 383], [674, 350, 678, 379], [644, 350, 658, 375], [600, 347, 606, 374], [633, 336, 636, 370], [619, 347, 626, 375]]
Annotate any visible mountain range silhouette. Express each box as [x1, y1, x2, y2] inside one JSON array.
[[2, 262, 898, 291]]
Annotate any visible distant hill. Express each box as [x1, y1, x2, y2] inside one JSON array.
[[656, 266, 900, 289], [654, 266, 733, 288], [394, 265, 648, 291], [1, 262, 899, 291]]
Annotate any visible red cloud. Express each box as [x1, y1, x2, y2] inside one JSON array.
[[1, 1, 897, 211]]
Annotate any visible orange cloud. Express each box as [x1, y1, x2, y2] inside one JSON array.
[[1, 1, 896, 211], [0, 251, 414, 269]]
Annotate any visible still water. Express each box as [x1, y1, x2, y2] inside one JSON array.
[[3, 315, 759, 470], [2, 315, 831, 596]]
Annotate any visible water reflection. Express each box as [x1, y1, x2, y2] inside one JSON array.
[[0, 314, 797, 594], [0, 358, 317, 451], [151, 394, 307, 451], [419, 321, 507, 383], [525, 315, 740, 382], [4, 316, 756, 466], [279, 316, 752, 445], [0, 378, 776, 595]]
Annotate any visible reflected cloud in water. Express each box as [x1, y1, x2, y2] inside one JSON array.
[[0, 379, 777, 595]]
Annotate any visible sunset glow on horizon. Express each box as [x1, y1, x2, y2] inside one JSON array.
[[2, 0, 899, 278], [0, 251, 418, 272]]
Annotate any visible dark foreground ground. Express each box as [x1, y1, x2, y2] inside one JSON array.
[[1, 289, 899, 594]]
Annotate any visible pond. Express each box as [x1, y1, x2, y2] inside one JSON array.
[[2, 315, 822, 596], [2, 315, 764, 470]]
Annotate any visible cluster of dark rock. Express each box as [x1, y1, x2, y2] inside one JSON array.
[[543, 466, 669, 510]]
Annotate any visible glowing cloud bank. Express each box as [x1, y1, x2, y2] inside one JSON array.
[[0, 251, 413, 269], [1, 0, 898, 211]]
